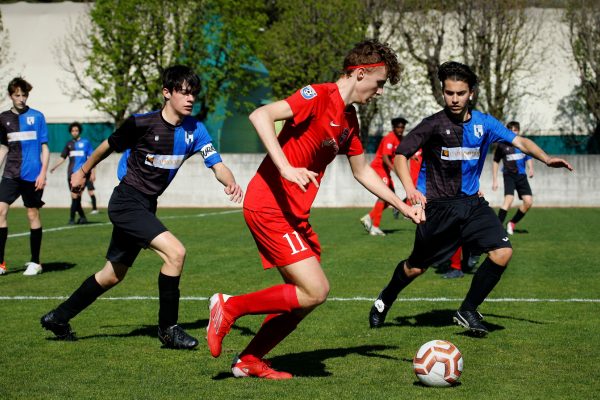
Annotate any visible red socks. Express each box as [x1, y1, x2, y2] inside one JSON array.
[[450, 247, 462, 270], [239, 313, 303, 361], [224, 284, 300, 319], [369, 201, 387, 227]]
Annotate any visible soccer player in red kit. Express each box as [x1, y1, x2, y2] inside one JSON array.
[[360, 117, 407, 236], [206, 39, 424, 379]]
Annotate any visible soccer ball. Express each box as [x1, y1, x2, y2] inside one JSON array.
[[413, 340, 463, 387]]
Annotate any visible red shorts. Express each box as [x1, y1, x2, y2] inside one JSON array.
[[372, 167, 394, 190], [243, 208, 321, 269]]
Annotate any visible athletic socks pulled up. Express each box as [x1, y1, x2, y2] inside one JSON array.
[[460, 257, 506, 311]]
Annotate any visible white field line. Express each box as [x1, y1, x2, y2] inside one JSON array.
[[7, 209, 242, 238], [0, 296, 599, 303]]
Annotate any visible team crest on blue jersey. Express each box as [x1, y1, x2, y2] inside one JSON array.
[[300, 85, 317, 100], [27, 116, 35, 125], [474, 124, 483, 138], [185, 130, 194, 145]]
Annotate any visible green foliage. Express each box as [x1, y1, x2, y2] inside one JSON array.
[[563, 0, 600, 147], [258, 0, 368, 98], [60, 0, 268, 125], [1, 207, 599, 398]]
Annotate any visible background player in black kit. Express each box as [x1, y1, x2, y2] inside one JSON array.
[[492, 121, 534, 235], [40, 65, 243, 348], [368, 62, 573, 336]]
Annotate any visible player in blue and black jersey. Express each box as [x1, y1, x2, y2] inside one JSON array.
[[41, 65, 244, 348], [492, 121, 534, 235], [0, 77, 49, 276], [369, 62, 573, 336], [50, 122, 95, 224]]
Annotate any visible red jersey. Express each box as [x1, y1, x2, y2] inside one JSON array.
[[370, 131, 401, 174], [244, 83, 363, 220]]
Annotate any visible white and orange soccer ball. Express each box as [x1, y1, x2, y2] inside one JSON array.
[[412, 340, 463, 387]]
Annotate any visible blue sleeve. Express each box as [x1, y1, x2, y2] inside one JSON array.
[[193, 122, 222, 168], [37, 112, 48, 144], [486, 115, 516, 144]]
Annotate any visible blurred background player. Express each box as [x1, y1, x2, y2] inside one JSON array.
[[40, 65, 243, 348], [492, 121, 534, 235], [50, 122, 96, 224], [0, 77, 49, 276], [206, 39, 423, 380], [360, 116, 407, 236], [369, 61, 572, 336]]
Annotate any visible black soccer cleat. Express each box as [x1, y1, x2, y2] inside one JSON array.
[[453, 310, 488, 336], [158, 325, 199, 349], [369, 294, 391, 328], [41, 311, 77, 341]]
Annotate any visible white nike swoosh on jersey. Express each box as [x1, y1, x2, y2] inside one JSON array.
[[330, 121, 340, 127]]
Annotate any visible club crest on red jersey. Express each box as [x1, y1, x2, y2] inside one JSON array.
[[300, 85, 317, 100]]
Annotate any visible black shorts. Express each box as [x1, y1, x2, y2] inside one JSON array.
[[105, 183, 167, 267], [503, 173, 532, 199], [0, 177, 45, 208], [407, 195, 511, 268]]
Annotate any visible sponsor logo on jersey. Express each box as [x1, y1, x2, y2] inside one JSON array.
[[144, 154, 185, 169], [69, 150, 85, 157], [506, 153, 526, 161], [199, 143, 217, 159], [440, 146, 480, 160], [321, 137, 339, 153], [27, 116, 35, 125], [300, 85, 317, 100], [185, 130, 194, 145], [7, 130, 37, 142], [339, 128, 350, 145], [330, 121, 340, 127], [474, 124, 484, 138]]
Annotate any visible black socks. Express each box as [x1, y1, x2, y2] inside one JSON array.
[[158, 272, 181, 329], [460, 257, 506, 311]]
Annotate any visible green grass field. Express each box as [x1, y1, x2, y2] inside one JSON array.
[[1, 207, 599, 399]]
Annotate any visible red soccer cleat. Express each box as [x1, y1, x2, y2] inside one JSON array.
[[206, 293, 233, 357], [231, 357, 293, 380]]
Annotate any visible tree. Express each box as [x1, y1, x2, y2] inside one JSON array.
[[563, 0, 600, 152], [457, 0, 542, 119], [0, 9, 12, 74], [58, 0, 267, 125], [393, 0, 541, 120], [258, 0, 367, 99]]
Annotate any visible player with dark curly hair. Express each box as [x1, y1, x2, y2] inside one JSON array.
[[368, 61, 573, 336], [205, 39, 423, 379]]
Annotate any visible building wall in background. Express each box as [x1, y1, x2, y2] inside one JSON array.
[[22, 153, 599, 209]]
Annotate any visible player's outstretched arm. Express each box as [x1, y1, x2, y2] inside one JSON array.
[[348, 153, 424, 224], [512, 137, 574, 171], [249, 101, 318, 192], [71, 140, 113, 193], [394, 154, 426, 206], [50, 157, 66, 173], [491, 161, 500, 191], [0, 144, 8, 168], [211, 162, 243, 203]]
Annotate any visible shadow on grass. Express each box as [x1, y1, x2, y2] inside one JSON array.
[[2, 261, 76, 275], [212, 344, 399, 379], [78, 319, 255, 342]]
